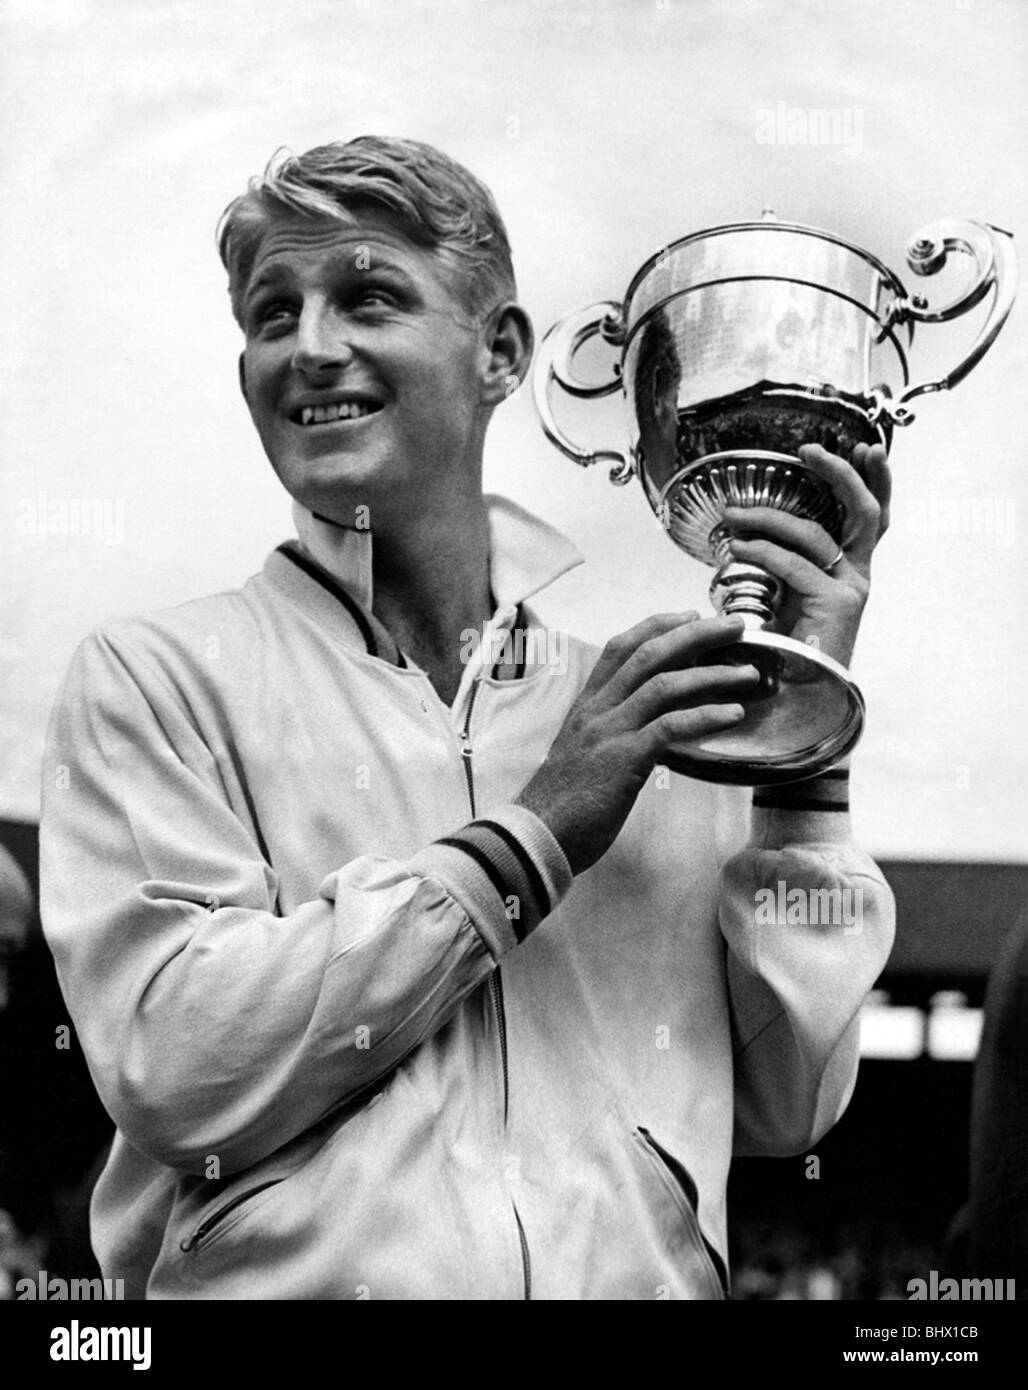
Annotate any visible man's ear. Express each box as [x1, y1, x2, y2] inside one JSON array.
[[237, 353, 249, 405], [479, 303, 534, 407]]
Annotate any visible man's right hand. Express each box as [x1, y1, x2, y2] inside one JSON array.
[[515, 612, 759, 875]]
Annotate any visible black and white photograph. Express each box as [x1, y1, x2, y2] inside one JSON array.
[[1, 0, 1025, 1359]]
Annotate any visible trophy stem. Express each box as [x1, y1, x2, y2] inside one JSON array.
[[707, 523, 782, 629], [709, 562, 782, 629]]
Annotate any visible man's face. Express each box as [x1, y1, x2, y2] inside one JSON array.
[[238, 207, 493, 527]]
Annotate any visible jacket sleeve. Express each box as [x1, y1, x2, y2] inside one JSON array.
[[39, 628, 571, 1178], [716, 774, 895, 1156]]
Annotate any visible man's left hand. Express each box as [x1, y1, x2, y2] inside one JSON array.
[[721, 441, 891, 668]]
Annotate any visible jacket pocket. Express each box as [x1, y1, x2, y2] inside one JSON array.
[[178, 1178, 287, 1255], [635, 1126, 729, 1297], [171, 1076, 399, 1262]]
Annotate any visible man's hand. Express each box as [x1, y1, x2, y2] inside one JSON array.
[[515, 612, 759, 874], [721, 442, 892, 667]]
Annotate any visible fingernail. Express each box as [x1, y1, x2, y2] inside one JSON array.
[[727, 704, 746, 720]]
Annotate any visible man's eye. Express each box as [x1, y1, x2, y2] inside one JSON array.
[[353, 287, 397, 310], [254, 302, 296, 331]]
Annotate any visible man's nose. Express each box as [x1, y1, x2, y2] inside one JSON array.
[[291, 302, 353, 375]]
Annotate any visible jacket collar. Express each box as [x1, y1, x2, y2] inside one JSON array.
[[290, 493, 583, 614], [262, 494, 583, 670]]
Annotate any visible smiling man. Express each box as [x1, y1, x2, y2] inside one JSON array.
[[39, 136, 895, 1300], [231, 178, 517, 700]]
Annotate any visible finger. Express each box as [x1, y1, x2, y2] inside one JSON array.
[[850, 442, 870, 474], [722, 506, 840, 570], [727, 535, 860, 597], [602, 613, 746, 707], [860, 444, 891, 535], [586, 611, 700, 694], [618, 662, 761, 730], [796, 443, 882, 565], [643, 702, 747, 760]]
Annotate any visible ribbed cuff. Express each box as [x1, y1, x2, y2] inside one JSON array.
[[752, 768, 853, 847], [407, 804, 573, 959]]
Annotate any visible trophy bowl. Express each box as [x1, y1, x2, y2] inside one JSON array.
[[533, 213, 1016, 785]]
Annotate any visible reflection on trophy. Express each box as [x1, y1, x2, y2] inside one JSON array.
[[533, 214, 1017, 785]]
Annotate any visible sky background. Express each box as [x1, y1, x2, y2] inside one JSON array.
[[1, 0, 1026, 860]]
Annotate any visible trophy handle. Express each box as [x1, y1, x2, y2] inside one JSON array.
[[532, 300, 635, 484], [886, 220, 1017, 422]]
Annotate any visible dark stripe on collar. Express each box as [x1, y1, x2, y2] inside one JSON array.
[[490, 604, 527, 681], [276, 542, 379, 659], [514, 612, 527, 681]]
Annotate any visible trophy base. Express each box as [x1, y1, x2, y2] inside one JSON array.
[[664, 629, 865, 786]]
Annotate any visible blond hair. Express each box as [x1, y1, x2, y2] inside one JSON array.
[[217, 136, 516, 324]]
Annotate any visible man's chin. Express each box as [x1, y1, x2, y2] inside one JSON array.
[[273, 458, 388, 520], [286, 486, 372, 530]]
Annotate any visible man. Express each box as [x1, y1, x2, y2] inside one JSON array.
[[0, 845, 32, 1017], [40, 136, 894, 1300]]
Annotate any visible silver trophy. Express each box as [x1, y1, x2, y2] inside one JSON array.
[[533, 213, 1016, 784]]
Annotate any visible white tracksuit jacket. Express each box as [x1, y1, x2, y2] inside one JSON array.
[[39, 494, 895, 1300]]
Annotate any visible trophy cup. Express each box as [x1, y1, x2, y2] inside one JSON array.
[[533, 213, 1016, 784]]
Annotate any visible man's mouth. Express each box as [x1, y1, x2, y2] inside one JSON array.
[[290, 398, 384, 426]]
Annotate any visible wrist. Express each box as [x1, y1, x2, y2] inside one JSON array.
[[753, 766, 850, 812]]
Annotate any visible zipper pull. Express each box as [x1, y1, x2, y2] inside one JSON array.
[[460, 678, 482, 758], [459, 678, 482, 817]]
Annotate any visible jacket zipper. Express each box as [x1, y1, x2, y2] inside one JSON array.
[[637, 1127, 728, 1297], [180, 1179, 283, 1254], [459, 679, 481, 817], [460, 676, 530, 1300]]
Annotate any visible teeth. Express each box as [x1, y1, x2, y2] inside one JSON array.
[[299, 401, 374, 425]]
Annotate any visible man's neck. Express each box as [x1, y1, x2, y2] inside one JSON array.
[[371, 500, 493, 706]]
